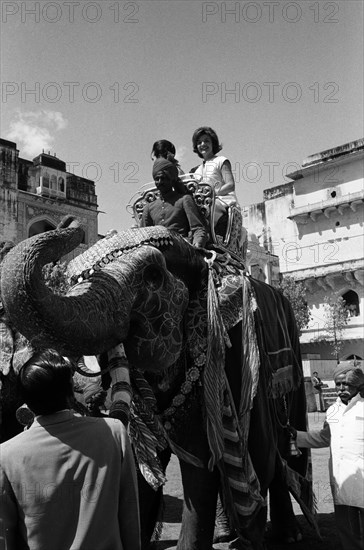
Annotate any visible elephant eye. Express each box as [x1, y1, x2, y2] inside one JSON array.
[[143, 265, 165, 291]]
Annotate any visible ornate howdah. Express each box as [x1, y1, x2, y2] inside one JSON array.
[[127, 174, 246, 261]]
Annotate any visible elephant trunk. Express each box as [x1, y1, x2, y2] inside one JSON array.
[[0, 219, 133, 357]]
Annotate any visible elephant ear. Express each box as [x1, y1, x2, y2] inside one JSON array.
[[0, 240, 34, 376], [0, 317, 33, 376]]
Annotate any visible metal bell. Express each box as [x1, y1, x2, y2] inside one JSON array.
[[288, 433, 302, 458]]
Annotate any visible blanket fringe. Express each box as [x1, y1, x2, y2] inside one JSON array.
[[204, 260, 227, 470]]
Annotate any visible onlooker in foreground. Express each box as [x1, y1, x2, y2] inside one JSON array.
[[141, 157, 208, 248], [294, 364, 364, 550], [0, 349, 140, 550]]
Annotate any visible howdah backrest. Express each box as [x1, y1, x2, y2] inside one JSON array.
[[127, 175, 246, 261], [127, 175, 215, 228]]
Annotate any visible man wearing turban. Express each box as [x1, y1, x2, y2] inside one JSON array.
[[141, 159, 207, 248], [293, 365, 364, 549]]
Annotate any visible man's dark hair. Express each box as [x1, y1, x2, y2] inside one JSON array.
[[18, 349, 74, 415]]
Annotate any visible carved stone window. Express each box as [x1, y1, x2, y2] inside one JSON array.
[[42, 172, 50, 188], [50, 174, 57, 190], [342, 289, 360, 317]]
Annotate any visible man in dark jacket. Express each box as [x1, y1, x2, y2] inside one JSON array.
[[141, 158, 208, 248], [0, 349, 140, 550]]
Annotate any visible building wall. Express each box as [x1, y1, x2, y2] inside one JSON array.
[[0, 139, 99, 260], [243, 139, 364, 370]]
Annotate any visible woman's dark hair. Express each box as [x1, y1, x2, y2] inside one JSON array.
[[192, 127, 222, 158], [18, 349, 74, 415], [151, 140, 176, 160]]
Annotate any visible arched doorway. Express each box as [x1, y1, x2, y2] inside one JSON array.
[[28, 219, 56, 238]]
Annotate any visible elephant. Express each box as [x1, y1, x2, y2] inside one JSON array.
[[0, 217, 315, 550]]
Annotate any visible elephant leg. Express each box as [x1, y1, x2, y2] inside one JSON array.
[[177, 459, 219, 550], [137, 447, 171, 550], [268, 456, 302, 543]]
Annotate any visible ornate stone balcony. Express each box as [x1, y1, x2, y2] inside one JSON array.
[[284, 258, 364, 292], [287, 189, 364, 224]]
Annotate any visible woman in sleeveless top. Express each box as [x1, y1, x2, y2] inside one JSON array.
[[191, 127, 240, 236]]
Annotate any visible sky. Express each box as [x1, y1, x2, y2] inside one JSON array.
[[1, 0, 363, 235]]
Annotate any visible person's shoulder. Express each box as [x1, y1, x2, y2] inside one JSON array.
[[350, 393, 364, 407], [181, 193, 194, 203], [181, 193, 198, 209], [81, 415, 124, 428], [99, 416, 127, 434], [326, 398, 344, 417], [214, 155, 228, 165], [146, 197, 162, 210], [81, 416, 127, 440], [0, 429, 33, 457]]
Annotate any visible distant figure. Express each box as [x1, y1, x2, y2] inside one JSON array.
[[191, 126, 240, 237], [0, 349, 140, 550], [294, 364, 364, 550], [312, 370, 325, 412], [141, 157, 208, 248]]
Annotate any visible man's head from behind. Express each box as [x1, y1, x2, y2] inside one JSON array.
[[18, 349, 74, 415]]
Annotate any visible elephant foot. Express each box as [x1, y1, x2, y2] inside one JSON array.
[[213, 527, 237, 544]]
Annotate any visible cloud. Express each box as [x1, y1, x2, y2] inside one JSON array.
[[7, 110, 68, 157], [175, 145, 188, 165]]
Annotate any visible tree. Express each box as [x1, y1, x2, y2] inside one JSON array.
[[322, 296, 349, 363], [276, 276, 311, 336]]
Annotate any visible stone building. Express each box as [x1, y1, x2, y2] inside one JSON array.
[[0, 138, 98, 258], [243, 138, 364, 376]]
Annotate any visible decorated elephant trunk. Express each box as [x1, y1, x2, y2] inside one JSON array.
[[0, 222, 203, 368], [0, 217, 133, 357]]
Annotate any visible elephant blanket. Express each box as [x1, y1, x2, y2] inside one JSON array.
[[124, 260, 310, 531]]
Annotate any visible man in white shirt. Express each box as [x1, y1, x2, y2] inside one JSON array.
[[295, 365, 364, 550]]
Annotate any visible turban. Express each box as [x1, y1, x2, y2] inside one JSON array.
[[152, 158, 178, 182], [333, 363, 355, 380], [345, 368, 364, 391]]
